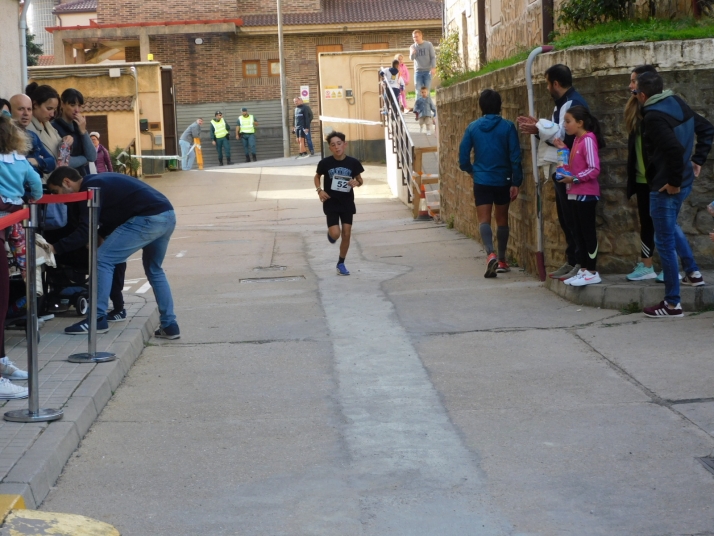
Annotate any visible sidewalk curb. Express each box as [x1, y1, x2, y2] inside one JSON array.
[[0, 305, 159, 509], [545, 276, 714, 311]]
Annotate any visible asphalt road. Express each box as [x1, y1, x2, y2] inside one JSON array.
[[40, 164, 714, 535]]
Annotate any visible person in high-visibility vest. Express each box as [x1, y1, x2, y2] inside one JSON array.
[[210, 111, 231, 166], [235, 107, 258, 162]]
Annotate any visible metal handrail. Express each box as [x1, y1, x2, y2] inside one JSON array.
[[379, 81, 414, 203]]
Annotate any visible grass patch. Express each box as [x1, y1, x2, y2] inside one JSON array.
[[688, 304, 714, 316], [406, 89, 437, 100], [620, 301, 642, 315], [440, 18, 714, 88]]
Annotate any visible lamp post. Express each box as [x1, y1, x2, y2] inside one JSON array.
[[277, 0, 290, 157]]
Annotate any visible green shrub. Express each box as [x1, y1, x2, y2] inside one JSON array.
[[436, 30, 463, 82], [559, 0, 633, 30], [110, 146, 141, 176]]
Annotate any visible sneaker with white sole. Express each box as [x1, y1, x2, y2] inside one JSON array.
[[569, 270, 602, 286], [65, 317, 109, 335], [106, 309, 127, 322], [336, 263, 350, 276], [682, 271, 705, 287], [656, 271, 682, 283], [154, 323, 180, 340], [0, 378, 28, 399], [559, 264, 582, 282], [549, 263, 573, 279], [0, 357, 27, 380], [626, 262, 657, 281], [643, 300, 683, 318], [563, 269, 585, 285]]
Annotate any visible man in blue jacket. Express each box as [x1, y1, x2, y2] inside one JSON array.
[[636, 71, 714, 318], [459, 89, 523, 278], [46, 168, 180, 339]]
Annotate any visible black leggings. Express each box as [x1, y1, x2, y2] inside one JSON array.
[[569, 200, 598, 272], [635, 182, 655, 259]]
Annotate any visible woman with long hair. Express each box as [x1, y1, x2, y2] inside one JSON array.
[[394, 53, 410, 111], [25, 83, 64, 169], [51, 88, 96, 176], [624, 64, 659, 281]]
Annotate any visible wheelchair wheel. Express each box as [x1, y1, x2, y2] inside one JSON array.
[[76, 296, 88, 316]]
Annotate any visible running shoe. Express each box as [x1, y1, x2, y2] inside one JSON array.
[[558, 264, 581, 282], [484, 253, 498, 278], [626, 262, 657, 281], [106, 309, 127, 322], [549, 263, 573, 279], [155, 323, 181, 340], [327, 232, 337, 244], [563, 269, 585, 285], [656, 271, 682, 283], [336, 263, 350, 276], [65, 317, 109, 335], [682, 271, 705, 287], [496, 261, 510, 273], [0, 378, 28, 399], [643, 301, 683, 318], [569, 270, 601, 286], [0, 357, 27, 380]]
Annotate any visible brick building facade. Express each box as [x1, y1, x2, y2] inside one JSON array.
[[50, 0, 443, 163]]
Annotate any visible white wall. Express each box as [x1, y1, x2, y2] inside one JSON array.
[[1, 0, 22, 97]]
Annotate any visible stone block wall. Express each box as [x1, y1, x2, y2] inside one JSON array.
[[437, 40, 714, 275]]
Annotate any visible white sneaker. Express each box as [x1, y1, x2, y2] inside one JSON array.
[[563, 269, 585, 285], [426, 131, 432, 136], [569, 270, 602, 286], [0, 357, 27, 380], [0, 378, 28, 399]]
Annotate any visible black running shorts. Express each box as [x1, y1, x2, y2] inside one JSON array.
[[326, 211, 353, 227], [473, 183, 511, 206]]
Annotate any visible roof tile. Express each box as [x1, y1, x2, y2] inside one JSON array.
[[83, 96, 134, 113], [242, 0, 442, 26], [53, 0, 97, 14]]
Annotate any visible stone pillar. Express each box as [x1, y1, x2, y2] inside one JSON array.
[[53, 33, 66, 64], [139, 30, 151, 61], [75, 47, 85, 64]]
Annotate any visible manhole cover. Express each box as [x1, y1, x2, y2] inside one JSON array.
[[697, 457, 714, 476], [240, 275, 305, 284]]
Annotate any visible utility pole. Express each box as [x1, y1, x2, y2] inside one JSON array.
[[277, 0, 290, 157]]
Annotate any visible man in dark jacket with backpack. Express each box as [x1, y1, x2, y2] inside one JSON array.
[[636, 71, 714, 318]]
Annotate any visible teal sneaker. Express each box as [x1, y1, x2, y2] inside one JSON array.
[[656, 271, 682, 283], [626, 262, 657, 281]]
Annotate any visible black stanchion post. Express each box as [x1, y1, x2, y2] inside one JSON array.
[[68, 187, 116, 363], [4, 204, 63, 423]]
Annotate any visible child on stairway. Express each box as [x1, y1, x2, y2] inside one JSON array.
[[413, 87, 436, 135], [553, 105, 605, 287]]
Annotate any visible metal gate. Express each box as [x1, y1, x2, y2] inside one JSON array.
[[176, 100, 284, 168]]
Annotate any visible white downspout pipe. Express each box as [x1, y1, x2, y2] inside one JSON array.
[[20, 0, 32, 89], [525, 45, 553, 281]]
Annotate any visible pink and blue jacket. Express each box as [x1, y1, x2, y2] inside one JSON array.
[[567, 132, 601, 197]]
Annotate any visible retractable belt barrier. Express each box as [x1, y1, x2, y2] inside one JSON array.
[[3, 188, 115, 424]]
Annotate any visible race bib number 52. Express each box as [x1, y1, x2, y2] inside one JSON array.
[[331, 174, 352, 193]]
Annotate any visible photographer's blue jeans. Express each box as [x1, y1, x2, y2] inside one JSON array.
[[179, 139, 195, 170], [97, 210, 177, 328], [415, 70, 432, 91], [650, 185, 698, 306]]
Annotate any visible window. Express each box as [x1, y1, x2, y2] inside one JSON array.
[[268, 60, 281, 77], [363, 42, 389, 51], [243, 60, 260, 78], [316, 44, 343, 58]]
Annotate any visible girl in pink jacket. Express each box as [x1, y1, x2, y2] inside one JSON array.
[[553, 105, 605, 287], [395, 54, 410, 111]]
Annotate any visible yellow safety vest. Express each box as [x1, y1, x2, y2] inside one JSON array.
[[211, 118, 228, 139], [238, 115, 255, 134]]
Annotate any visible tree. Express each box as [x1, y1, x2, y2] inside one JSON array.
[[26, 31, 43, 67]]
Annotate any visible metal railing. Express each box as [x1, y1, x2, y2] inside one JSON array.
[[379, 81, 414, 203]]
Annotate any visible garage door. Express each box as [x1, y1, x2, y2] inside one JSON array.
[[176, 100, 284, 167]]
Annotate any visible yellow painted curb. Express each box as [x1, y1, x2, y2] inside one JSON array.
[[0, 495, 25, 523], [2, 510, 120, 535]]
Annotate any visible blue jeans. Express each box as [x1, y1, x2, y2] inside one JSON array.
[[415, 70, 432, 91], [649, 185, 698, 306], [179, 139, 195, 170], [304, 128, 314, 154], [241, 133, 256, 157], [215, 137, 231, 162], [97, 210, 177, 328]]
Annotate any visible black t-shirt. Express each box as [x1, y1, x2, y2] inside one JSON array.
[[316, 155, 364, 214]]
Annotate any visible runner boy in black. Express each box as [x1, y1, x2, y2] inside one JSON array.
[[314, 131, 364, 275]]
